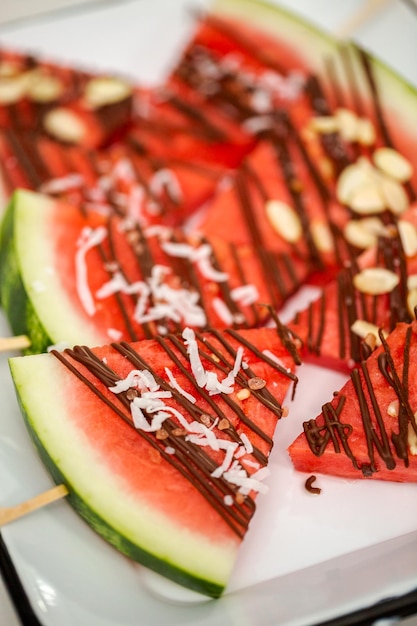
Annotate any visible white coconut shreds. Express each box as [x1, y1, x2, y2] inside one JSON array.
[[161, 239, 230, 283], [182, 327, 244, 395], [212, 298, 234, 326], [39, 173, 84, 194], [106, 328, 270, 495], [165, 367, 197, 404], [75, 225, 107, 316], [192, 243, 229, 282], [149, 168, 183, 204], [95, 264, 207, 328], [231, 284, 259, 306]]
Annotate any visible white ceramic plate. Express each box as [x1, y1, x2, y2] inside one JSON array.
[[0, 2, 417, 625]]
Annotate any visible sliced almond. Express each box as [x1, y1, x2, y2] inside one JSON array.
[[43, 107, 86, 143], [84, 76, 132, 109], [350, 319, 385, 346], [398, 220, 417, 257], [356, 118, 376, 146], [408, 422, 417, 456], [407, 288, 417, 318], [28, 73, 63, 103], [309, 115, 338, 134], [265, 199, 302, 243], [344, 218, 381, 249], [373, 147, 413, 183], [348, 180, 385, 215], [407, 274, 417, 290], [335, 107, 358, 142], [0, 71, 32, 104], [379, 176, 409, 215], [353, 267, 399, 295], [310, 219, 334, 253], [336, 159, 375, 206]]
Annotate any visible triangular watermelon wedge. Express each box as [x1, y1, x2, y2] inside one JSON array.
[[9, 324, 298, 596], [0, 189, 308, 353], [288, 318, 417, 482]]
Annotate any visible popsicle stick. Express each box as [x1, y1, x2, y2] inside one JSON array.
[[0, 335, 31, 353], [0, 484, 69, 527], [335, 0, 395, 39]]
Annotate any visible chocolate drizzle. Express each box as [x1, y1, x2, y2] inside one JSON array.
[[51, 327, 297, 537], [304, 322, 417, 475]]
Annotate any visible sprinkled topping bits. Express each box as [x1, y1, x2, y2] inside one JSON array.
[[200, 414, 212, 427], [44, 107, 86, 143], [172, 428, 187, 437], [218, 418, 230, 430], [398, 220, 417, 257], [84, 76, 133, 108], [373, 147, 413, 183], [156, 428, 169, 440], [248, 376, 266, 390], [281, 405, 289, 418], [236, 388, 251, 401], [349, 180, 385, 215], [265, 199, 302, 243], [353, 267, 400, 295]]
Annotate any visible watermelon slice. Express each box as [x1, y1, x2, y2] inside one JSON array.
[[0, 128, 225, 226], [288, 318, 417, 482], [183, 9, 417, 285], [286, 206, 417, 372], [9, 324, 298, 596], [0, 189, 306, 353], [0, 47, 134, 147]]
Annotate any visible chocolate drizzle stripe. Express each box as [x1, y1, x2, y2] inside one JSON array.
[[357, 47, 416, 201], [154, 333, 268, 463], [53, 343, 257, 538]]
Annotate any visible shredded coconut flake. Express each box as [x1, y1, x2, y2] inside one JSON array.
[[75, 226, 107, 316], [212, 297, 234, 325], [165, 367, 196, 404]]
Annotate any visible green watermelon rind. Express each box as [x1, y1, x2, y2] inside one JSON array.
[[212, 0, 417, 121], [0, 190, 110, 353], [9, 353, 234, 598], [0, 192, 51, 354]]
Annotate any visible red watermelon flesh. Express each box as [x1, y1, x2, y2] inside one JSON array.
[[3, 190, 309, 351], [127, 84, 255, 170], [9, 325, 298, 595], [288, 319, 417, 482], [0, 47, 134, 147], [0, 129, 226, 227], [285, 205, 417, 373]]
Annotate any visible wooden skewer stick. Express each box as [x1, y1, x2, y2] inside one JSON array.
[[0, 484, 69, 527], [0, 335, 31, 353], [335, 0, 395, 39]]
